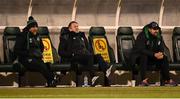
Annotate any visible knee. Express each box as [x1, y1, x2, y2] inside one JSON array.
[[140, 55, 148, 60], [135, 55, 148, 64], [163, 56, 168, 61]]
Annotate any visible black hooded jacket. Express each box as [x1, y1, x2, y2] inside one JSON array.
[[131, 25, 165, 65], [14, 27, 44, 62], [58, 30, 91, 63]]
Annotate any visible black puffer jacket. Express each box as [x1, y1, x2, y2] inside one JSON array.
[[58, 30, 91, 63], [14, 28, 44, 62]]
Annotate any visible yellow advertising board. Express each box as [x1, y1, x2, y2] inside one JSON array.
[[93, 38, 110, 63], [42, 38, 54, 63]]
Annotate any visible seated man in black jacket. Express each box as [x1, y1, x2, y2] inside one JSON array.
[[58, 21, 111, 87], [131, 22, 177, 86], [14, 16, 56, 87]]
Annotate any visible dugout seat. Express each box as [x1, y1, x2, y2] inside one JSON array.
[[58, 27, 70, 63], [1, 27, 24, 87], [37, 27, 71, 71], [169, 27, 180, 70], [116, 27, 135, 70], [88, 27, 116, 64]]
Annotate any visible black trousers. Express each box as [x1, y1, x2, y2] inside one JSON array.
[[139, 55, 170, 81], [71, 54, 109, 86], [71, 54, 109, 74], [20, 58, 54, 85], [94, 54, 109, 86], [94, 54, 109, 72], [71, 54, 94, 75]]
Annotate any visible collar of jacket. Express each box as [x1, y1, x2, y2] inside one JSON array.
[[28, 31, 39, 37], [69, 31, 83, 36]]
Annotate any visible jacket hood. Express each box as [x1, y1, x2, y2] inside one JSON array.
[[143, 25, 161, 41]]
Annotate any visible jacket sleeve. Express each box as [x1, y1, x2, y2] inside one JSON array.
[[14, 33, 29, 57], [40, 38, 44, 53], [159, 37, 165, 52], [135, 33, 155, 57], [58, 35, 72, 58], [81, 32, 91, 52]]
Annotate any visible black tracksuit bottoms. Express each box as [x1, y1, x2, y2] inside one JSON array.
[[71, 54, 109, 86], [139, 55, 170, 81], [20, 58, 54, 85]]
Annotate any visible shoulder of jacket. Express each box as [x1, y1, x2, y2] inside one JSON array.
[[18, 31, 27, 37], [79, 32, 85, 36], [137, 32, 145, 38], [61, 33, 71, 40]]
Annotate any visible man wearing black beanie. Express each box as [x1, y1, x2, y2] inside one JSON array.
[[14, 16, 56, 87]]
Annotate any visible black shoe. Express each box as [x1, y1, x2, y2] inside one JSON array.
[[165, 80, 178, 86], [47, 80, 57, 87], [54, 74, 62, 83], [139, 81, 149, 86]]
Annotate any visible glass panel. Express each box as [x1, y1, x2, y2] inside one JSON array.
[[163, 0, 180, 26], [32, 0, 73, 26], [76, 0, 118, 26], [0, 0, 29, 26], [119, 0, 161, 26]]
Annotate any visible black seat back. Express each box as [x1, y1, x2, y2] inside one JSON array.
[[89, 27, 116, 63], [38, 26, 60, 63], [116, 27, 135, 66], [38, 26, 49, 37], [172, 27, 180, 63], [3, 27, 21, 63], [59, 27, 70, 41], [58, 27, 70, 63], [60, 27, 69, 36]]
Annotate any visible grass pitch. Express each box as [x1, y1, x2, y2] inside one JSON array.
[[0, 87, 180, 98]]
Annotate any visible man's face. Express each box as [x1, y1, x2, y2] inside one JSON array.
[[69, 23, 79, 33], [29, 26, 38, 35], [148, 28, 159, 37]]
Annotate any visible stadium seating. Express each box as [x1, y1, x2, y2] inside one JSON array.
[[37, 27, 71, 71], [58, 27, 70, 63], [88, 27, 125, 71], [172, 27, 180, 63], [116, 27, 139, 81], [88, 27, 116, 64], [169, 27, 180, 70], [1, 27, 24, 87], [116, 27, 135, 70], [1, 26, 180, 86], [88, 26, 129, 85]]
